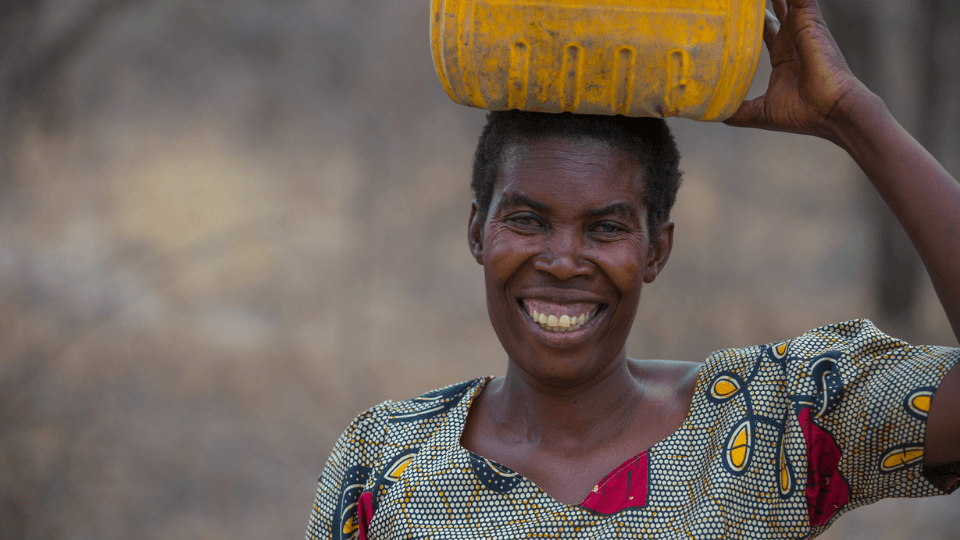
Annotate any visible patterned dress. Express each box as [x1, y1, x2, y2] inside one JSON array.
[[306, 320, 960, 540]]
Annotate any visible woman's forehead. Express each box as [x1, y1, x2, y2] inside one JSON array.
[[493, 136, 647, 209], [497, 137, 645, 187]]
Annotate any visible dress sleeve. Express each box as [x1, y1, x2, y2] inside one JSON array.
[[305, 402, 391, 540], [781, 319, 960, 530]]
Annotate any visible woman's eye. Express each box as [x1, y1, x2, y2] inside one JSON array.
[[591, 222, 624, 234], [509, 215, 543, 227]]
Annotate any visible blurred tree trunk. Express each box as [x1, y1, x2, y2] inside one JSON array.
[[819, 0, 960, 337]]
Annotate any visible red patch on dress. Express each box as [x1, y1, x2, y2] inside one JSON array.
[[357, 491, 373, 540], [798, 408, 850, 526], [580, 451, 649, 514]]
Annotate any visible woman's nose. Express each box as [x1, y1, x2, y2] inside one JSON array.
[[532, 228, 592, 280]]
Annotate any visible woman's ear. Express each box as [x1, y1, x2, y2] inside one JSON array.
[[468, 201, 484, 265], [643, 220, 674, 283]]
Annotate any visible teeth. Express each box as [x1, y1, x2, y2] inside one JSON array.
[[525, 305, 598, 333]]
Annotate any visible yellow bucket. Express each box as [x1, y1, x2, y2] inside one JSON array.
[[430, 0, 764, 121]]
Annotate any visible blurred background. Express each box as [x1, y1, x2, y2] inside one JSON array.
[[0, 0, 957, 538]]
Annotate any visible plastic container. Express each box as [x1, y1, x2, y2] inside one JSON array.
[[430, 0, 764, 121]]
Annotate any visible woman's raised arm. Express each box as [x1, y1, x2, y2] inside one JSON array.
[[724, 0, 960, 479]]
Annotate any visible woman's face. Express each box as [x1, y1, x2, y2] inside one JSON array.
[[469, 136, 674, 389]]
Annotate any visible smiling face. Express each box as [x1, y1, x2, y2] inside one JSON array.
[[468, 136, 674, 389]]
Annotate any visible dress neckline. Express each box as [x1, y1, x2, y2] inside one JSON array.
[[454, 368, 704, 508]]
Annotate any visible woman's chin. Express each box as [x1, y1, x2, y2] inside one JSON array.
[[508, 356, 621, 391], [498, 307, 632, 386]]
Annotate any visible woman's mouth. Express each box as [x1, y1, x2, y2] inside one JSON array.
[[519, 299, 603, 333]]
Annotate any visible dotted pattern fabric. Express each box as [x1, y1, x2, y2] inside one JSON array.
[[306, 319, 959, 540]]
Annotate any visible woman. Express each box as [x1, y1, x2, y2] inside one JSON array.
[[307, 0, 960, 538]]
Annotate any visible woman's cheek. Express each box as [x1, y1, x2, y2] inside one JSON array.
[[596, 250, 643, 295], [483, 227, 534, 281]]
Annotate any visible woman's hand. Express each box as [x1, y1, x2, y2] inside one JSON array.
[[724, 0, 871, 143]]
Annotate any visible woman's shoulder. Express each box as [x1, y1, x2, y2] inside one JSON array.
[[629, 359, 703, 420], [630, 359, 702, 392], [386, 377, 486, 421], [341, 378, 487, 432], [331, 378, 487, 458]]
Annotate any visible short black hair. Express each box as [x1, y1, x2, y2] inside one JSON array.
[[471, 110, 682, 233]]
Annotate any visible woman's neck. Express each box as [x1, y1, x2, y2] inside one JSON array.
[[484, 357, 646, 457]]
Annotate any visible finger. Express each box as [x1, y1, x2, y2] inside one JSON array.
[[786, 0, 826, 21], [762, 9, 781, 51], [772, 0, 788, 22], [723, 95, 766, 129]]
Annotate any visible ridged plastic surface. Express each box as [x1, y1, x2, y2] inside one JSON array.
[[430, 0, 764, 121]]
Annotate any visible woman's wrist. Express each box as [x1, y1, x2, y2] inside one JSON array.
[[822, 86, 889, 157]]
